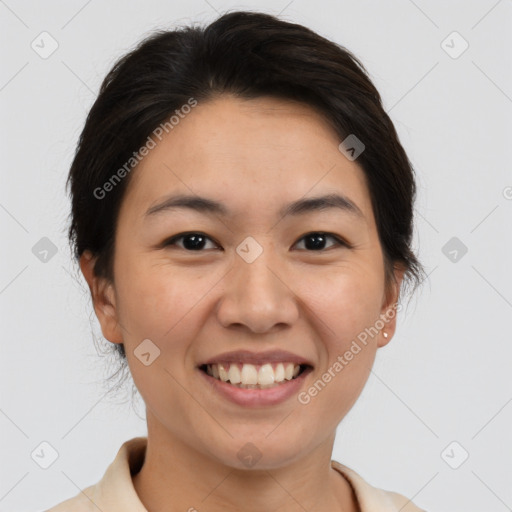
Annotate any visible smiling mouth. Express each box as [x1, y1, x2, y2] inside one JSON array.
[[199, 362, 311, 389]]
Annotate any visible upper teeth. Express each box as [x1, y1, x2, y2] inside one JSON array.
[[206, 362, 301, 386]]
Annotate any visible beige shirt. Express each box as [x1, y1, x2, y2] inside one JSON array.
[[45, 437, 425, 511]]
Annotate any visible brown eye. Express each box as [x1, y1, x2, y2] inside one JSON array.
[[294, 232, 348, 251], [164, 232, 220, 251], [162, 231, 349, 252]]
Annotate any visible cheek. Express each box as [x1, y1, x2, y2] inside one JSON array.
[[114, 260, 224, 374], [297, 268, 383, 404], [115, 257, 194, 333], [301, 263, 384, 339], [115, 266, 206, 411]]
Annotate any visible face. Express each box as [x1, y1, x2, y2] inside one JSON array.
[[82, 95, 403, 469]]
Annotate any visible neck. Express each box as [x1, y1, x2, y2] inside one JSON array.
[[132, 413, 359, 512]]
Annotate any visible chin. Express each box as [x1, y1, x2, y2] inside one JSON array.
[[211, 431, 310, 471]]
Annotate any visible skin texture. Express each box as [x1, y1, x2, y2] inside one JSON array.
[[81, 95, 404, 512]]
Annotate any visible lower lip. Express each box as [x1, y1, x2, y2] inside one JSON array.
[[198, 367, 312, 407]]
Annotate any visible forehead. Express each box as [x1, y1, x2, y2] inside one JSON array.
[[120, 95, 372, 223]]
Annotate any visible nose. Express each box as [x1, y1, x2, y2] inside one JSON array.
[[216, 246, 299, 334]]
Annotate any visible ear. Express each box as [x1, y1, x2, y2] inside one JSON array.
[[377, 264, 405, 348], [79, 250, 124, 344]]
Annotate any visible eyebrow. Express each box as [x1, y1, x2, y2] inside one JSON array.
[[144, 192, 365, 220]]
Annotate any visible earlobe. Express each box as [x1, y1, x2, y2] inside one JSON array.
[[378, 264, 405, 347], [378, 329, 392, 348], [79, 251, 124, 344]]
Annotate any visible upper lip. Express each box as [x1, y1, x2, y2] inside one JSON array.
[[200, 349, 314, 367]]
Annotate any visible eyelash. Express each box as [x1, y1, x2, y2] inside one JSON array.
[[162, 231, 350, 252]]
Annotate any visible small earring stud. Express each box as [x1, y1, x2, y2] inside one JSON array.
[[383, 331, 389, 338]]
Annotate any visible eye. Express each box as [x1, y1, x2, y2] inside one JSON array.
[[163, 232, 220, 251], [293, 232, 348, 251], [162, 231, 349, 252]]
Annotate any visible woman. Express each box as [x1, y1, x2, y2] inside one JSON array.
[[47, 10, 426, 511]]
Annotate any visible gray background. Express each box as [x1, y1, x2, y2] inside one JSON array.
[[1, 1, 511, 511]]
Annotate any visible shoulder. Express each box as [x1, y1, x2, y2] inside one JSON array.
[[384, 490, 427, 512], [44, 484, 99, 512], [381, 489, 426, 512], [331, 460, 427, 512], [43, 437, 148, 512]]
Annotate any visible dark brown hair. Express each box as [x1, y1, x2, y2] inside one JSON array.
[[66, 10, 425, 390]]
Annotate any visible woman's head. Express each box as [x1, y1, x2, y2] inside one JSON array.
[[70, 11, 424, 467]]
